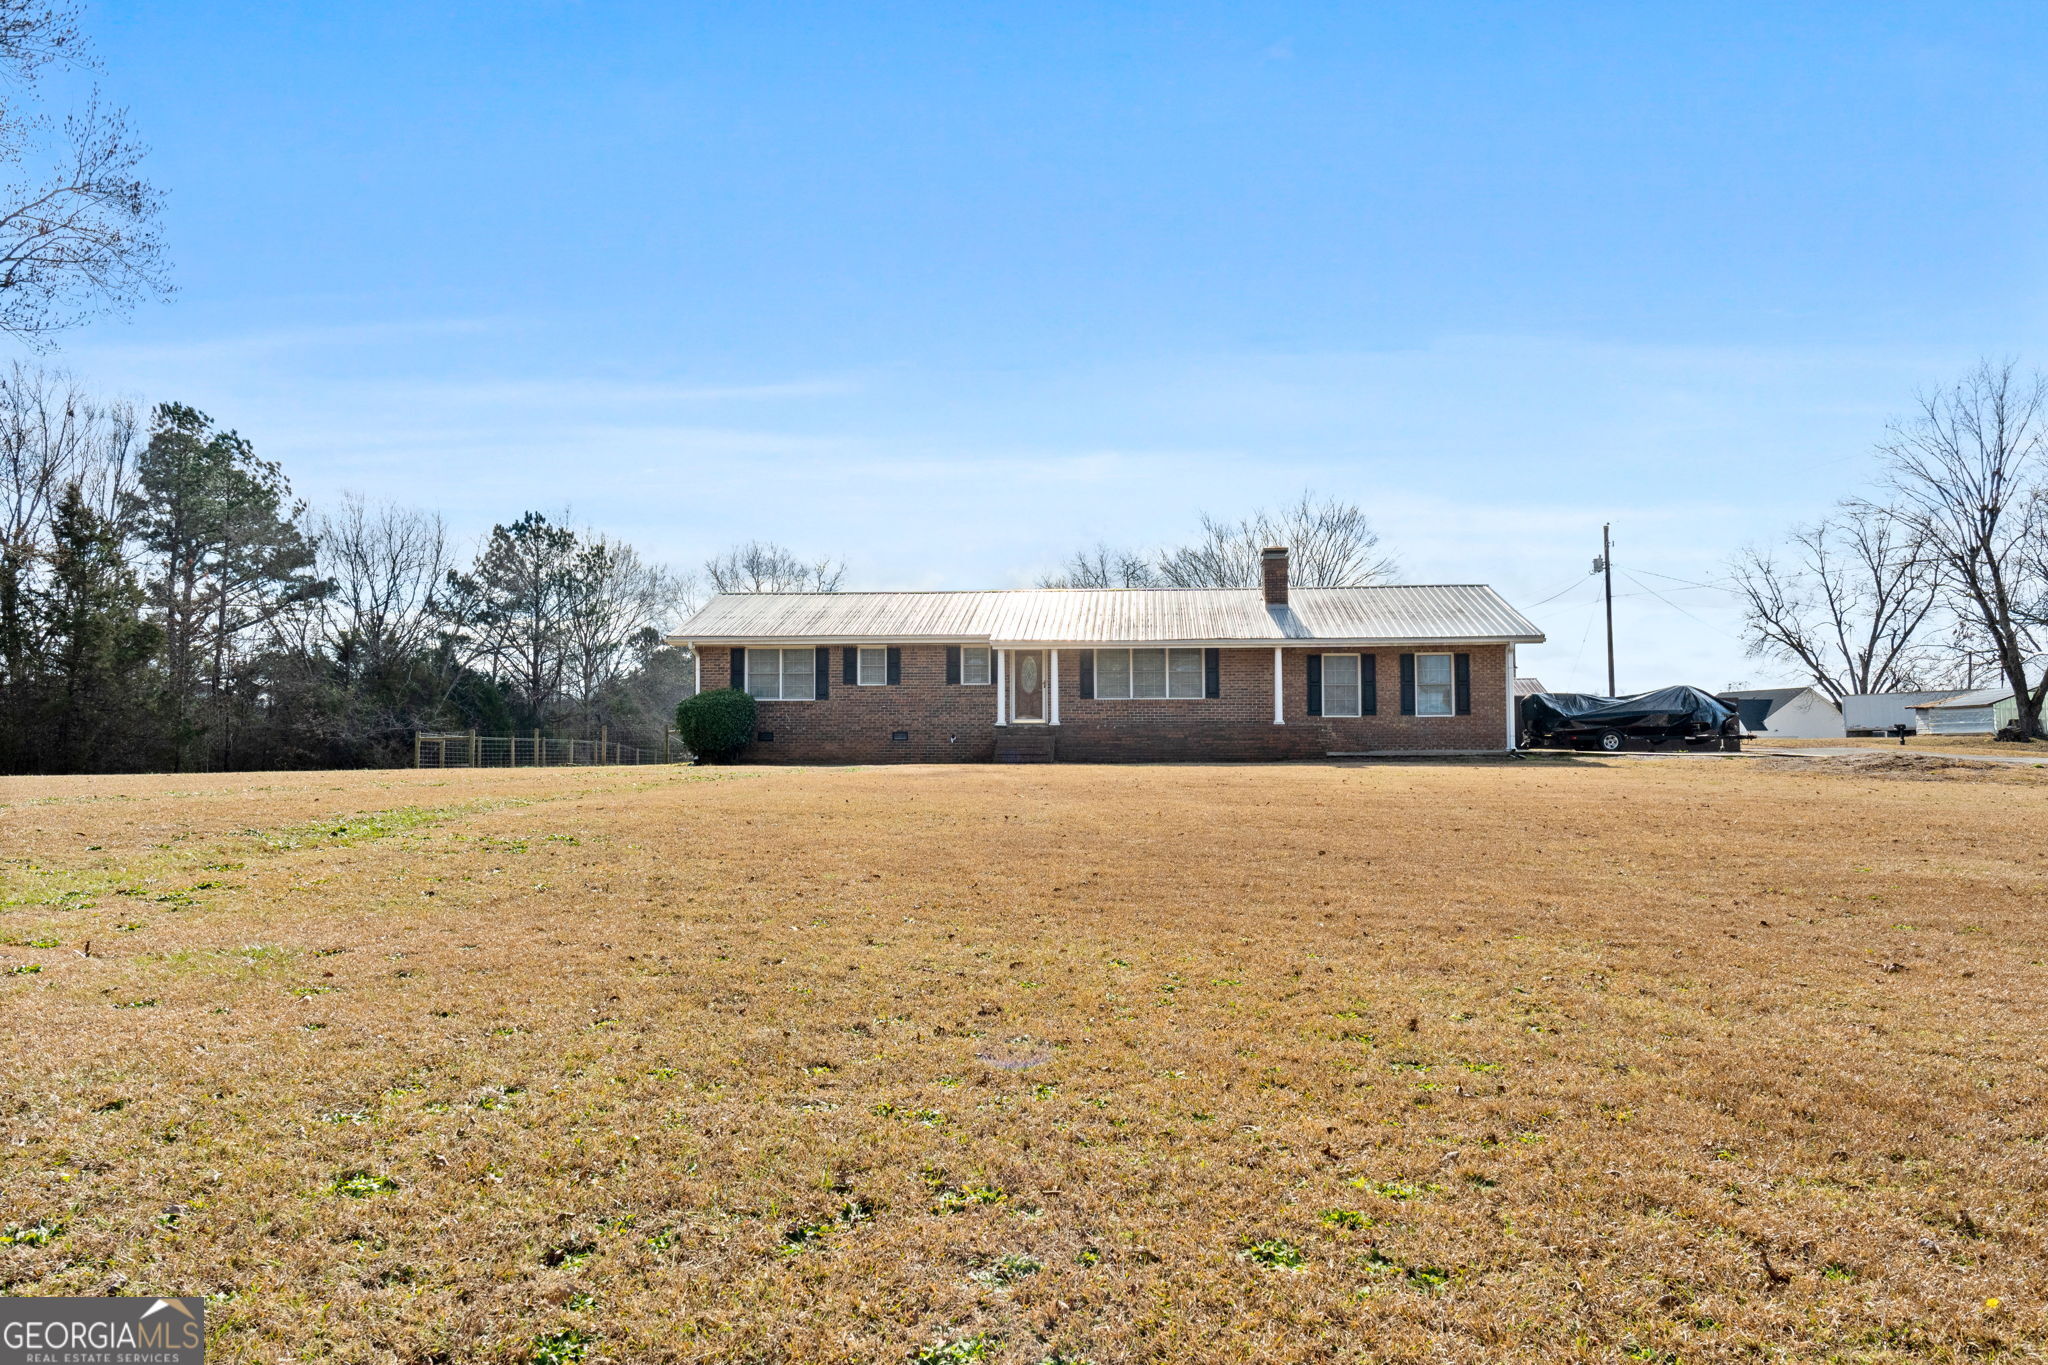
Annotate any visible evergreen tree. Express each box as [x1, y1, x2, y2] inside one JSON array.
[[36, 483, 158, 771], [126, 403, 326, 769]]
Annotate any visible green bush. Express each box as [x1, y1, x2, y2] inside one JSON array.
[[675, 688, 757, 762]]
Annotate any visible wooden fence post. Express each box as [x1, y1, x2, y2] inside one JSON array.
[[414, 732, 422, 769], [468, 728, 478, 767], [533, 729, 542, 767]]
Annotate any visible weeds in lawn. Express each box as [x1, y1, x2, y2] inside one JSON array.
[[6, 760, 2048, 1361]]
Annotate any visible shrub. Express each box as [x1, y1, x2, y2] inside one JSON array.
[[674, 688, 756, 762]]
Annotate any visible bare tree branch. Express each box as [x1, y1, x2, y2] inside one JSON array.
[[1728, 503, 1944, 701], [704, 540, 844, 593], [0, 3, 167, 342], [1880, 359, 2048, 736]]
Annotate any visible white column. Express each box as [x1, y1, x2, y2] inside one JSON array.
[[691, 647, 701, 696], [1505, 644, 1517, 751], [1273, 647, 1285, 724], [1049, 649, 1061, 725], [995, 648, 1008, 726]]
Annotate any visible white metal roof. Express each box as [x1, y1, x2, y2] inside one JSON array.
[[671, 584, 1544, 648], [1908, 686, 2010, 710]]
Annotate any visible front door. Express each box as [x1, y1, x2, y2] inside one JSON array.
[[1011, 649, 1046, 722]]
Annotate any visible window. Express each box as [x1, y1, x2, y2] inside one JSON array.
[[961, 646, 991, 685], [857, 646, 888, 686], [1323, 653, 1362, 717], [745, 648, 814, 702], [1415, 652, 1455, 716], [1093, 648, 1206, 699]]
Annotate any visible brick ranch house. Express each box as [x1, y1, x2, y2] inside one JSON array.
[[666, 547, 1544, 763]]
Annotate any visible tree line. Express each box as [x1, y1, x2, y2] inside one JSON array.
[[1731, 359, 2048, 738], [0, 367, 697, 773]]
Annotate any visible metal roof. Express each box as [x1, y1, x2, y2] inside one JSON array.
[[1908, 686, 2010, 710], [671, 584, 1544, 647]]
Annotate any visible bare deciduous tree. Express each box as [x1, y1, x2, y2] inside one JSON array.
[[704, 540, 844, 593], [1057, 491, 1395, 590], [563, 534, 694, 709], [0, 361, 141, 768], [0, 4, 167, 342], [1037, 542, 1158, 589], [1728, 502, 1942, 701], [1881, 360, 2048, 737], [0, 359, 136, 548], [439, 512, 580, 717], [312, 495, 449, 683]]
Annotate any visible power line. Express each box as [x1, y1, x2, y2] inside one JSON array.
[[1617, 568, 1744, 642], [1523, 573, 1602, 610], [1631, 566, 1736, 592]]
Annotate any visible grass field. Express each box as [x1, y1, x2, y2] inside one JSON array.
[[3, 756, 2046, 1364], [1757, 735, 2048, 756]]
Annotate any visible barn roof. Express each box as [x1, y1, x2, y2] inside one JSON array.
[[672, 584, 1544, 648]]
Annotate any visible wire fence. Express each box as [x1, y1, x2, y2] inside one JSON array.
[[414, 730, 687, 768]]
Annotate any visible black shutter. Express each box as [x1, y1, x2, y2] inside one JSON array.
[[886, 646, 901, 685], [1399, 653, 1416, 715], [1306, 653, 1323, 716], [1204, 648, 1220, 699], [814, 645, 830, 700], [945, 645, 961, 685], [842, 647, 857, 685], [732, 647, 746, 692], [1455, 652, 1472, 714], [1079, 649, 1094, 699], [1361, 653, 1378, 714]]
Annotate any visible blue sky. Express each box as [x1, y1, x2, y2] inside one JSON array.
[[52, 1, 2048, 690]]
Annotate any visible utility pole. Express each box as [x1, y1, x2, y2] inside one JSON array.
[[1594, 524, 1616, 696]]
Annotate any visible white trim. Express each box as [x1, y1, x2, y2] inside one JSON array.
[[1414, 651, 1456, 716], [960, 644, 992, 686], [995, 648, 1008, 726], [743, 646, 819, 702], [855, 645, 888, 686], [1273, 647, 1284, 724], [1087, 646, 1207, 700], [1505, 643, 1517, 750], [1010, 648, 1049, 723], [1320, 651, 1364, 717], [1049, 648, 1061, 725]]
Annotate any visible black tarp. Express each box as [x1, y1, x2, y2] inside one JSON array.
[[1521, 686, 1735, 740]]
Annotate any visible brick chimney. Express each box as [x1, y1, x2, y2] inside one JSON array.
[[1261, 545, 1289, 607]]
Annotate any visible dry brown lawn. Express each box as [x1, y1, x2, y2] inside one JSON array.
[[3, 757, 2046, 1364], [1757, 735, 2048, 757]]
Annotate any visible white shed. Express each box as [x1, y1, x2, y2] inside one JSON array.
[[1910, 687, 2008, 735], [1716, 686, 1845, 739], [1842, 690, 1964, 735]]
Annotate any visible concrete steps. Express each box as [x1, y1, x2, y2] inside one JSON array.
[[993, 725, 1057, 763]]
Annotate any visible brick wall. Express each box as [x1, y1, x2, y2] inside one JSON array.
[[709, 645, 999, 764], [703, 643, 1513, 764]]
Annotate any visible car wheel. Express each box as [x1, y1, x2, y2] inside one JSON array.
[[1597, 729, 1625, 752]]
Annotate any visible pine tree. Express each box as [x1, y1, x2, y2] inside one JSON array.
[[127, 403, 326, 769], [36, 484, 159, 771]]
